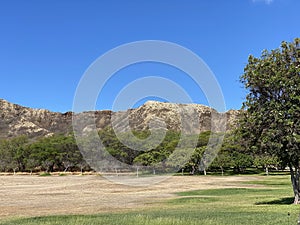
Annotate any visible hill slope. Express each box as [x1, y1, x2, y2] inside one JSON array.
[[0, 99, 239, 139]]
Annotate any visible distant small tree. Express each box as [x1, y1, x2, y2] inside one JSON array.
[[166, 148, 194, 174], [187, 147, 206, 175], [41, 160, 54, 173], [253, 154, 280, 176], [77, 160, 89, 175], [59, 135, 82, 172], [25, 158, 39, 175], [211, 150, 232, 176], [231, 152, 253, 173]]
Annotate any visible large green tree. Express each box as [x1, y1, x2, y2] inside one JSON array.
[[239, 38, 300, 203]]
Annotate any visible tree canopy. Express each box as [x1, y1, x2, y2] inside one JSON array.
[[239, 38, 300, 203]]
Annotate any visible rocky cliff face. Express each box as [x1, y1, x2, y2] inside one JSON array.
[[111, 101, 236, 134], [0, 99, 239, 139], [0, 99, 73, 139]]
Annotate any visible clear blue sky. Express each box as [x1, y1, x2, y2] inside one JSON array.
[[0, 0, 299, 112]]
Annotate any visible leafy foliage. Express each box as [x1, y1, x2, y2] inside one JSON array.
[[0, 134, 88, 173], [0, 125, 289, 175], [239, 38, 300, 203]]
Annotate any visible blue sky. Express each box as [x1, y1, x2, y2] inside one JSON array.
[[0, 0, 299, 112]]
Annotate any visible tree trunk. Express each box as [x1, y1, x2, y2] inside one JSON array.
[[190, 166, 195, 175], [64, 166, 69, 173], [46, 164, 54, 173], [265, 165, 269, 176], [289, 164, 300, 204], [220, 166, 224, 176]]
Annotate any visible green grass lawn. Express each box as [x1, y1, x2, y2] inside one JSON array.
[[1, 175, 299, 225]]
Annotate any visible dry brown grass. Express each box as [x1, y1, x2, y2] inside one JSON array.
[[0, 174, 262, 220]]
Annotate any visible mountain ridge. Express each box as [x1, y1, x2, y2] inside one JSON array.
[[0, 98, 239, 139]]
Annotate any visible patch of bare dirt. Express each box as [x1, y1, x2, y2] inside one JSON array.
[[0, 175, 262, 220]]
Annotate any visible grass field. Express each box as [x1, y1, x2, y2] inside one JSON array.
[[0, 175, 299, 225]]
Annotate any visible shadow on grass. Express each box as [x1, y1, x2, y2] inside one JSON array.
[[256, 197, 294, 205]]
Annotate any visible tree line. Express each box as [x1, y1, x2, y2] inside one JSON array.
[[0, 135, 89, 174], [0, 128, 280, 175]]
